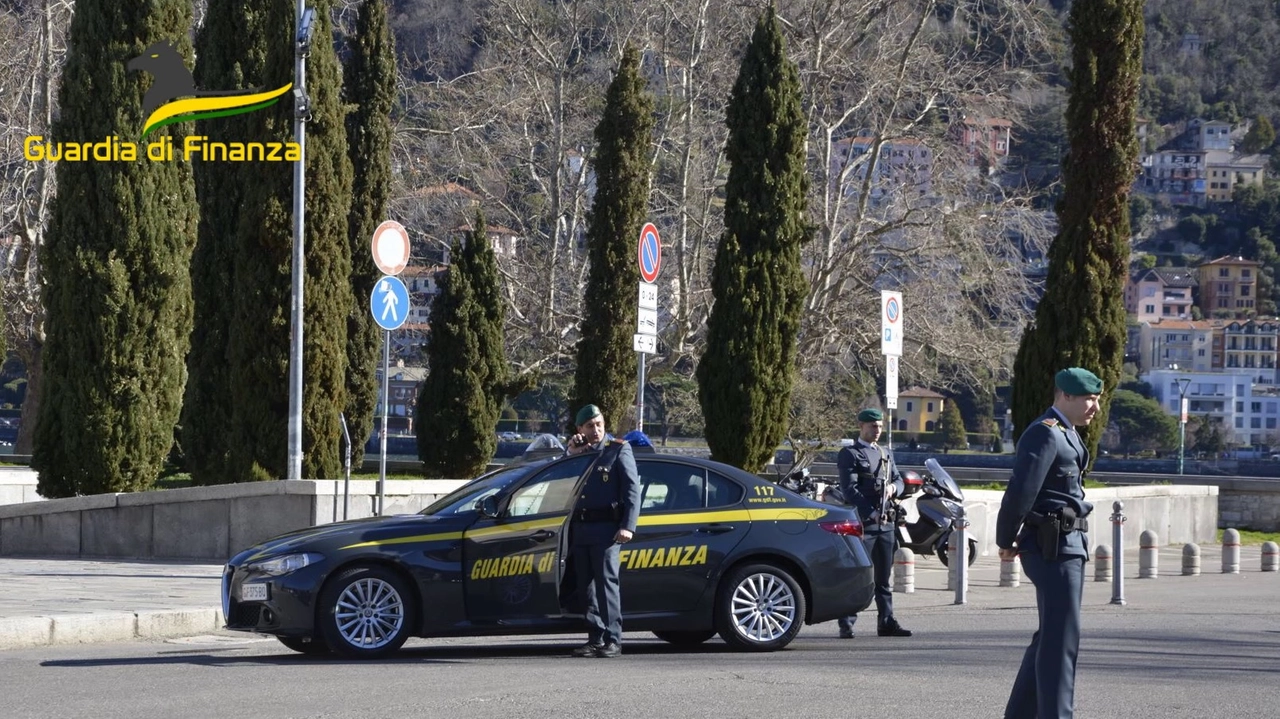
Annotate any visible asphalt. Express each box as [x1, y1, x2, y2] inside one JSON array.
[[0, 544, 1272, 651]]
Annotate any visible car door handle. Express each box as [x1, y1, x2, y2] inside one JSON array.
[[531, 529, 556, 540], [696, 524, 735, 535]]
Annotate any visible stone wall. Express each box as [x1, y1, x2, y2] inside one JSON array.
[[1216, 481, 1280, 531]]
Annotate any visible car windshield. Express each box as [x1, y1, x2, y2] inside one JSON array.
[[418, 464, 542, 516]]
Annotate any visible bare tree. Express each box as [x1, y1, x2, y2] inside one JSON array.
[[0, 0, 72, 452]]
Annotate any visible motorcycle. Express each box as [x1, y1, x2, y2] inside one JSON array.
[[777, 466, 820, 499], [812, 457, 977, 567]]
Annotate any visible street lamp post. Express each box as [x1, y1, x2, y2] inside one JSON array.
[[1177, 377, 1192, 475]]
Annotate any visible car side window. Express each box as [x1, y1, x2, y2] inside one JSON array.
[[637, 461, 706, 512], [506, 455, 592, 517], [707, 471, 745, 508]]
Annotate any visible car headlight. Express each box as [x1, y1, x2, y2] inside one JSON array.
[[246, 552, 324, 577]]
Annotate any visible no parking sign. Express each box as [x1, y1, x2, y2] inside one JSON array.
[[881, 291, 903, 356]]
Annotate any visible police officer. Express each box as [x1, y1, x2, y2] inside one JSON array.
[[997, 368, 1102, 719], [565, 404, 640, 658], [836, 407, 911, 639]]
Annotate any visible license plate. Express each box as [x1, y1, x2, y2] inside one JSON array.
[[239, 583, 269, 601]]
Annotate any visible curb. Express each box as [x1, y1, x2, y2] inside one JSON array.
[[0, 606, 222, 651]]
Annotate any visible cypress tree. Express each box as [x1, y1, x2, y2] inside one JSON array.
[[342, 0, 396, 468], [33, 1, 199, 497], [696, 8, 811, 472], [464, 212, 513, 426], [1011, 0, 1143, 458], [416, 225, 496, 478], [184, 0, 265, 485], [226, 0, 352, 480], [571, 45, 653, 432]]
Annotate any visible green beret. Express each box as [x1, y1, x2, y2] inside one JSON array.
[[857, 408, 884, 422], [575, 404, 603, 426], [1055, 367, 1103, 396]]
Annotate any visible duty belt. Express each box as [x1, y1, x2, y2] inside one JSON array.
[[1026, 510, 1089, 533], [575, 507, 619, 522]]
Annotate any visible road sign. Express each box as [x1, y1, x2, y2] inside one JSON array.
[[1180, 397, 1189, 423], [637, 308, 658, 336], [885, 355, 899, 410], [881, 290, 903, 356], [371, 220, 411, 276], [371, 275, 410, 331], [638, 223, 662, 283], [633, 333, 657, 354], [638, 281, 658, 311]]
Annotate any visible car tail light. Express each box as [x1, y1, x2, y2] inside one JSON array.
[[819, 519, 863, 537]]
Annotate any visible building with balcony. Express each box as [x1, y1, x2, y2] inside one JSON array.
[[1144, 368, 1280, 448], [1125, 268, 1197, 323], [1138, 319, 1222, 374], [1221, 319, 1280, 384], [1197, 256, 1262, 318], [830, 136, 933, 201]]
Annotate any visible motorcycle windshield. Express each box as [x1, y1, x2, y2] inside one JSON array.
[[924, 458, 964, 501]]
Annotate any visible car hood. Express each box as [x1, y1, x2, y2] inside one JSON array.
[[230, 514, 466, 566]]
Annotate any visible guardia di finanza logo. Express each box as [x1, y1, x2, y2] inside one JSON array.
[[24, 41, 297, 163]]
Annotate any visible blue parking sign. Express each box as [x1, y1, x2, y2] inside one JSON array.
[[371, 275, 410, 331]]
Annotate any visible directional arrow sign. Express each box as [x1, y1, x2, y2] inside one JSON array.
[[633, 333, 657, 354], [371, 275, 410, 331]]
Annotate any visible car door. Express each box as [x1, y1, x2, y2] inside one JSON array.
[[462, 455, 594, 621], [621, 459, 749, 614]]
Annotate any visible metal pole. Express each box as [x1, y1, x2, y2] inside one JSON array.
[[953, 506, 969, 605], [286, 0, 308, 480], [1178, 416, 1187, 475], [636, 352, 645, 432], [1110, 500, 1126, 605], [339, 412, 351, 521], [378, 331, 389, 516]]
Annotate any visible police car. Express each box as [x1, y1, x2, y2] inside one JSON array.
[[222, 453, 875, 658]]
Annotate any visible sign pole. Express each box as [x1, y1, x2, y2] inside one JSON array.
[[634, 222, 662, 431], [286, 1, 310, 480], [636, 353, 646, 432], [378, 330, 389, 517]]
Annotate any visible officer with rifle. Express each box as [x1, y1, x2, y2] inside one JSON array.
[[997, 368, 1101, 719], [836, 408, 912, 639]]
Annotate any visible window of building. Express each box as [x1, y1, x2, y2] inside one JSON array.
[[1236, 417, 1244, 428], [1220, 268, 1231, 277], [1237, 401, 1245, 412], [927, 402, 935, 413], [1269, 418, 1278, 430], [1146, 304, 1156, 314], [1220, 283, 1232, 293], [1242, 285, 1251, 297], [1252, 402, 1262, 413], [1161, 306, 1171, 315], [1252, 418, 1262, 429], [1198, 349, 1206, 357], [906, 401, 913, 412], [925, 420, 935, 431], [1242, 269, 1252, 278], [1218, 298, 1230, 307]]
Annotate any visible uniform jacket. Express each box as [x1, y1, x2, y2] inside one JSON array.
[[836, 439, 904, 529], [996, 407, 1094, 559], [570, 438, 641, 545]]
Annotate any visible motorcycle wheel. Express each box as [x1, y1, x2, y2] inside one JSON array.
[[935, 537, 979, 567]]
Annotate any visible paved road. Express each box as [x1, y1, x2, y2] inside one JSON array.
[[1, 548, 1277, 718]]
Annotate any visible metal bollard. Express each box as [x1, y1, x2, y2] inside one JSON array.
[[951, 507, 970, 605], [1222, 528, 1241, 574], [1182, 543, 1201, 576], [1000, 554, 1021, 588], [1094, 545, 1112, 582], [1139, 530, 1159, 579], [893, 547, 916, 593], [1262, 541, 1279, 572], [1110, 501, 1126, 605]]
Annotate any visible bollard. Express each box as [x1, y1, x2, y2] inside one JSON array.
[[1139, 530, 1159, 579], [893, 547, 916, 593], [1110, 501, 1126, 605], [999, 554, 1021, 588], [1262, 541, 1279, 572], [1094, 545, 1112, 582], [1222, 528, 1241, 574], [1182, 543, 1201, 576], [950, 508, 970, 605]]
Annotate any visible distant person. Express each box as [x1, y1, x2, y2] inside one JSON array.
[[996, 368, 1101, 719], [565, 404, 640, 658], [835, 408, 911, 639]]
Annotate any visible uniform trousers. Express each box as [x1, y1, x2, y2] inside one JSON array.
[[838, 525, 895, 632], [572, 538, 622, 645], [1004, 552, 1085, 719]]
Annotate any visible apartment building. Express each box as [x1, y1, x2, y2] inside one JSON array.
[[1125, 268, 1197, 323], [1197, 255, 1262, 317], [1138, 319, 1221, 373], [1146, 368, 1280, 447]]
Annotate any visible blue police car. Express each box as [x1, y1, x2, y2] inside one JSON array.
[[222, 453, 874, 657]]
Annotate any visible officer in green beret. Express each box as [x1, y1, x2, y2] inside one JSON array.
[[997, 367, 1102, 718], [565, 404, 640, 658], [835, 407, 911, 639]]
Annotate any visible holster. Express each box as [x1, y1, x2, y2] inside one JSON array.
[[1037, 516, 1061, 561]]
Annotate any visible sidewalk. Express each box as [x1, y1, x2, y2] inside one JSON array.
[[0, 544, 1272, 651]]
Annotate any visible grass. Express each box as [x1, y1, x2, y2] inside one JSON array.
[[960, 478, 1110, 492], [1219, 528, 1280, 545]]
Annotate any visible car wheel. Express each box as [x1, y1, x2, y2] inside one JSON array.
[[652, 630, 717, 646], [715, 563, 805, 652], [276, 636, 331, 656], [318, 565, 416, 658]]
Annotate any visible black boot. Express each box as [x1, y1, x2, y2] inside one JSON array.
[[877, 619, 912, 637]]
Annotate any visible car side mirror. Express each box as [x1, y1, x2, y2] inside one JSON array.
[[478, 496, 500, 518]]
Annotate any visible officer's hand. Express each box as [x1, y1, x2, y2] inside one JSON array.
[[998, 546, 1018, 560], [615, 529, 633, 544]]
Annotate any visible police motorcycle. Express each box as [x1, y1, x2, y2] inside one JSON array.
[[776, 465, 821, 499], [815, 457, 976, 567], [894, 458, 977, 567]]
